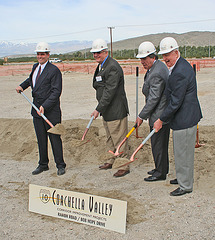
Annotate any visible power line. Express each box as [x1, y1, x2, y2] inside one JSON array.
[[4, 18, 215, 42], [6, 27, 107, 42], [115, 18, 215, 28]]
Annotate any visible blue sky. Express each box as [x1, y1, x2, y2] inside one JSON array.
[[0, 0, 215, 44]]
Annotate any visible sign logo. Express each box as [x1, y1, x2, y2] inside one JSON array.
[[39, 189, 51, 204]]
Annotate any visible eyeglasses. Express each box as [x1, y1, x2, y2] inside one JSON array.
[[93, 51, 104, 55]]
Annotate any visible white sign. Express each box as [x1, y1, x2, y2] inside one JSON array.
[[29, 184, 127, 234]]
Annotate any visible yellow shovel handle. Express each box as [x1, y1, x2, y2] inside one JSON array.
[[126, 123, 137, 138]]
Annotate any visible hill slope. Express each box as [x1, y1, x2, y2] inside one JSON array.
[[111, 31, 215, 50]]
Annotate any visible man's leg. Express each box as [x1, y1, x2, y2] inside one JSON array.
[[150, 124, 170, 178], [104, 117, 128, 155], [173, 125, 197, 192], [48, 133, 66, 169], [33, 117, 49, 168], [104, 117, 130, 176]]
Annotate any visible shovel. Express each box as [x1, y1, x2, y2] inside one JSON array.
[[195, 124, 205, 148], [19, 91, 65, 135], [109, 123, 137, 157], [113, 129, 155, 169], [81, 116, 94, 140]]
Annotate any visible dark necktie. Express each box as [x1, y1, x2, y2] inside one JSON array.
[[35, 66, 41, 82], [144, 70, 149, 80]]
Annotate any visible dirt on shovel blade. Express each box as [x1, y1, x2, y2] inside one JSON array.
[[98, 151, 117, 162], [112, 157, 131, 169], [69, 138, 90, 147], [47, 123, 66, 135]]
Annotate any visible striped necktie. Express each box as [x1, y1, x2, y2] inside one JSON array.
[[35, 66, 41, 82]]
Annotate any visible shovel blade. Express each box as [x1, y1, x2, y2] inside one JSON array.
[[47, 123, 66, 135], [112, 157, 132, 169]]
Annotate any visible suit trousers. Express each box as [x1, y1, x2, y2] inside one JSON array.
[[150, 124, 170, 177], [103, 116, 129, 170], [173, 125, 197, 191], [33, 117, 66, 169]]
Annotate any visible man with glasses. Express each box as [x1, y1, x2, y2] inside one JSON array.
[[90, 38, 130, 177], [154, 37, 202, 196]]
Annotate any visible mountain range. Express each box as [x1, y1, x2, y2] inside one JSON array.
[[0, 40, 93, 58], [111, 31, 215, 50], [1, 31, 215, 58]]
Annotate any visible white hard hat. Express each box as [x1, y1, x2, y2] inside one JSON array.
[[90, 38, 108, 53], [136, 41, 156, 58], [35, 42, 50, 53], [158, 37, 179, 55]]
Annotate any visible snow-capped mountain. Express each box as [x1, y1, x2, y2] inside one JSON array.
[[0, 40, 93, 57]]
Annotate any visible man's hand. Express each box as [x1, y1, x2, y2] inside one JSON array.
[[136, 116, 143, 127], [37, 106, 44, 116], [91, 109, 99, 119], [16, 86, 23, 93], [153, 119, 163, 132]]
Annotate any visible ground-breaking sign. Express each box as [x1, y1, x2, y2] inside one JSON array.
[[29, 184, 127, 234]]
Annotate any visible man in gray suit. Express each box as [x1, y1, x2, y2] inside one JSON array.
[[16, 42, 66, 176], [135, 41, 170, 181], [154, 37, 202, 196], [90, 39, 130, 178]]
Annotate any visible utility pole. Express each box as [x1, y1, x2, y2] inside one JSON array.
[[108, 27, 115, 57], [209, 39, 211, 58]]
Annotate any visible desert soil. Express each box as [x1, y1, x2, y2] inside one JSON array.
[[0, 64, 215, 240]]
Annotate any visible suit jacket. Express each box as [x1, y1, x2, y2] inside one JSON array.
[[139, 60, 169, 126], [160, 57, 202, 130], [93, 56, 129, 121], [20, 61, 62, 122]]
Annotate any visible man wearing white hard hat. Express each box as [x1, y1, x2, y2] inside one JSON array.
[[90, 38, 130, 178], [154, 37, 202, 196], [16, 42, 66, 176], [136, 41, 170, 182]]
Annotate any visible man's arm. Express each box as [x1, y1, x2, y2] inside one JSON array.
[[139, 74, 165, 120], [160, 72, 187, 123], [96, 65, 119, 113], [41, 67, 62, 111]]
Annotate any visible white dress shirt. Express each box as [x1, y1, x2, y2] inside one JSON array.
[[32, 61, 48, 87]]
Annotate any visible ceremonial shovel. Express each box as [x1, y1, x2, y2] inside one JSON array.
[[114, 129, 155, 169], [109, 123, 138, 157], [81, 116, 94, 140], [19, 91, 65, 135]]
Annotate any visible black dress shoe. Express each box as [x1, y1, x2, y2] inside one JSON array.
[[32, 166, 49, 175], [170, 178, 178, 184], [147, 169, 156, 175], [170, 187, 192, 196], [57, 168, 65, 176], [144, 176, 166, 182]]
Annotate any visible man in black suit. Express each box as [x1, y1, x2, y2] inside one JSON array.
[[16, 42, 66, 176], [90, 38, 130, 178], [154, 37, 202, 196]]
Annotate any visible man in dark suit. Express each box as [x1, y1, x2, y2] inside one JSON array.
[[154, 37, 202, 196], [16, 42, 66, 176], [90, 38, 130, 177], [135, 41, 170, 181]]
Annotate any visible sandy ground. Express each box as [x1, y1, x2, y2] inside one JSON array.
[[0, 66, 215, 239]]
